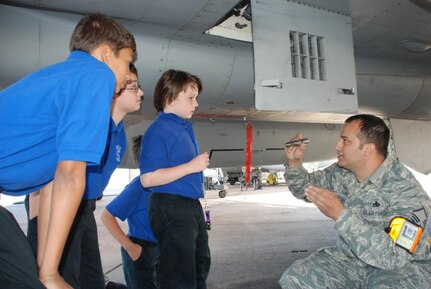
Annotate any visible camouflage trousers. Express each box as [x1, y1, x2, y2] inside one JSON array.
[[279, 246, 431, 289]]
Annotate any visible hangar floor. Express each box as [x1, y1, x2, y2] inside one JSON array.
[[8, 184, 337, 289]]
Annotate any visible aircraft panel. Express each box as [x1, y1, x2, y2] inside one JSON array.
[[251, 0, 357, 114], [399, 75, 431, 120], [390, 118, 431, 174], [121, 115, 341, 169], [2, 0, 431, 174], [165, 39, 236, 104], [0, 5, 40, 87], [356, 75, 423, 117], [0, 5, 79, 87]]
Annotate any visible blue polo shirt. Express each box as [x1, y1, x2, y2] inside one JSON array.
[[84, 119, 126, 200], [106, 176, 157, 242], [0, 51, 114, 195], [139, 112, 204, 199]]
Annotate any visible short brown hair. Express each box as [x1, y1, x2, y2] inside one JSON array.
[[345, 114, 390, 157], [131, 135, 142, 164], [153, 69, 202, 112], [129, 63, 138, 77], [70, 13, 136, 56], [116, 63, 139, 97]]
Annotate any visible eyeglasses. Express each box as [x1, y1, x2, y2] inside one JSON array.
[[125, 84, 142, 92]]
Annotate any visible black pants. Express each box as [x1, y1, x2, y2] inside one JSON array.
[[149, 193, 211, 289], [0, 205, 45, 289], [121, 236, 159, 289], [27, 199, 105, 289]]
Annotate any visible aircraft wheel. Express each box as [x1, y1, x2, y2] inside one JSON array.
[[218, 190, 227, 198]]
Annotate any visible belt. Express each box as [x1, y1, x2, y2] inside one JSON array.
[[129, 236, 158, 247], [152, 192, 197, 202]]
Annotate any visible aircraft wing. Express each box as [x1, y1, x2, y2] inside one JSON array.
[[1, 0, 431, 173]]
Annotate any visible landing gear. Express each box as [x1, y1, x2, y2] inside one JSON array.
[[218, 190, 227, 198], [252, 177, 262, 190], [240, 175, 262, 191]]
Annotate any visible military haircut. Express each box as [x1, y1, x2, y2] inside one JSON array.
[[345, 114, 390, 157], [153, 69, 202, 112], [70, 13, 136, 55]]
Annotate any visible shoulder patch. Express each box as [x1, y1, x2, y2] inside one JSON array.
[[411, 207, 428, 228]]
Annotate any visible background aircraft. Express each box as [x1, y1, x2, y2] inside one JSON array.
[[1, 0, 431, 174]]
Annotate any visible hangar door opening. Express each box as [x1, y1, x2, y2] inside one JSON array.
[[251, 0, 358, 114]]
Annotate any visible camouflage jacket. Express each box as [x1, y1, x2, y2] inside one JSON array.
[[284, 156, 431, 270]]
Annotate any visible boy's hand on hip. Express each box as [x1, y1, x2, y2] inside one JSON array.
[[127, 243, 142, 261]]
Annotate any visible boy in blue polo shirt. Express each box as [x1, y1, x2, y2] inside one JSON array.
[[0, 13, 135, 289], [27, 63, 143, 289], [139, 69, 211, 289], [101, 135, 158, 289]]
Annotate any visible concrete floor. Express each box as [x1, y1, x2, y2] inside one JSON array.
[[8, 184, 338, 289]]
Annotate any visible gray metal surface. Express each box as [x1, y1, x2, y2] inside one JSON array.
[[2, 1, 431, 171], [252, 0, 357, 114]]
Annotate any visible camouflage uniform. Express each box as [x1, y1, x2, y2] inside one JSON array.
[[279, 156, 431, 289]]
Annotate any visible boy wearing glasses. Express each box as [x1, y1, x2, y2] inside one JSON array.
[[27, 64, 143, 289], [0, 14, 135, 289]]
